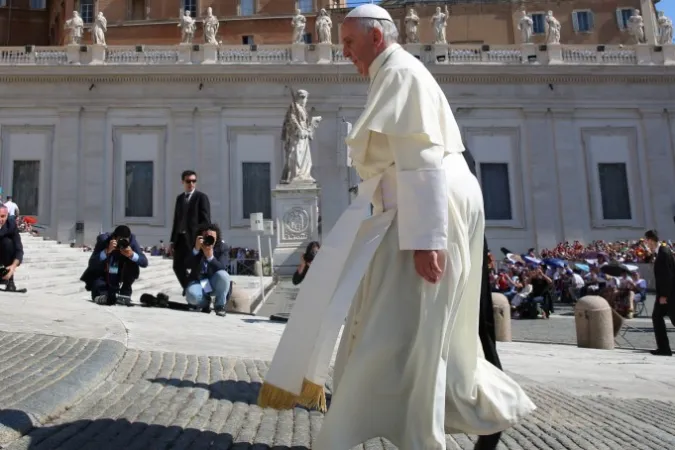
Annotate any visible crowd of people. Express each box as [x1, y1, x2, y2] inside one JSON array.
[[539, 238, 674, 264]]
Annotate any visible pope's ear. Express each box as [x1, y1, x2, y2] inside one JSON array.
[[371, 26, 384, 45]]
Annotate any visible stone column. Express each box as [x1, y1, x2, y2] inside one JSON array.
[[196, 107, 224, 226], [81, 107, 107, 244], [169, 108, 196, 201], [641, 109, 675, 235], [53, 107, 81, 243], [551, 109, 585, 242], [640, 0, 658, 45], [523, 108, 561, 250]]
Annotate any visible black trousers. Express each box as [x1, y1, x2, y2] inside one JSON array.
[[0, 236, 17, 268], [652, 301, 675, 353], [475, 237, 503, 450], [172, 233, 191, 288], [91, 257, 139, 300]]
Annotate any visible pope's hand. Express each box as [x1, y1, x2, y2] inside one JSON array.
[[414, 250, 445, 284]]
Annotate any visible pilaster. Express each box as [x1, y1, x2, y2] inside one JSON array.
[[523, 108, 561, 250], [81, 107, 107, 244], [170, 107, 196, 201], [196, 107, 223, 225], [53, 107, 81, 243], [640, 109, 675, 235]]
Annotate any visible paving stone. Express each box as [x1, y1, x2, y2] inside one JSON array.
[[3, 345, 674, 450]]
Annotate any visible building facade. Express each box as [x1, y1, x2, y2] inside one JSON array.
[[0, 0, 50, 46], [0, 42, 673, 253]]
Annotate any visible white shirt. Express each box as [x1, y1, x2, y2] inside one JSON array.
[[4, 201, 18, 216], [572, 273, 585, 289]]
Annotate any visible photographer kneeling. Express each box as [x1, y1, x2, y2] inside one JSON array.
[[185, 223, 231, 316], [80, 225, 148, 305], [0, 205, 23, 291], [292, 241, 320, 286]]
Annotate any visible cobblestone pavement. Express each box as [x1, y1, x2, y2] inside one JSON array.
[[3, 344, 675, 450]]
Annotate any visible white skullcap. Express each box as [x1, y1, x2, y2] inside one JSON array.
[[344, 4, 394, 22]]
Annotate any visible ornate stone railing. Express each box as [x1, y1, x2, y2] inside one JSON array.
[[0, 43, 672, 66]]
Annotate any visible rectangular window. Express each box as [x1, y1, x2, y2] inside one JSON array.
[[303, 33, 312, 44], [182, 0, 197, 18], [572, 10, 594, 32], [130, 0, 145, 20], [240, 0, 254, 16], [479, 163, 512, 221], [30, 0, 46, 9], [532, 13, 546, 34], [298, 0, 313, 13], [242, 162, 271, 219], [12, 160, 40, 217], [124, 161, 154, 218], [80, 0, 95, 23], [616, 8, 634, 30], [598, 163, 631, 220], [242, 35, 254, 45]]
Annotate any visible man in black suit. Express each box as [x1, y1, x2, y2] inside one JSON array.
[[645, 229, 675, 356], [80, 225, 148, 305], [185, 223, 231, 316], [0, 205, 23, 292], [462, 148, 505, 450], [170, 170, 211, 290]]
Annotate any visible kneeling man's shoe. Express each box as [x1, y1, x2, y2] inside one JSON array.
[[650, 349, 673, 356], [215, 306, 226, 317], [94, 294, 109, 305], [5, 278, 16, 292]]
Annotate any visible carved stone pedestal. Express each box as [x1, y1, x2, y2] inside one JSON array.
[[316, 43, 332, 64], [520, 43, 537, 63], [546, 43, 563, 64], [178, 43, 192, 64], [291, 43, 306, 63], [664, 44, 675, 66], [635, 44, 652, 65], [66, 44, 81, 64], [202, 43, 218, 64], [271, 182, 320, 275], [90, 44, 106, 65], [404, 43, 423, 60], [432, 43, 449, 64]]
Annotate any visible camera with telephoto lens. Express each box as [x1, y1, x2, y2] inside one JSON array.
[[202, 235, 216, 247], [117, 238, 130, 250]]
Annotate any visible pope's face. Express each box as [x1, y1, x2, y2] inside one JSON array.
[[341, 19, 382, 77]]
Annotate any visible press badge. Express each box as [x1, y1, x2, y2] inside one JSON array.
[[109, 263, 119, 275]]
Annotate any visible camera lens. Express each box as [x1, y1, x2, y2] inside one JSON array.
[[203, 235, 215, 246], [118, 238, 130, 249]]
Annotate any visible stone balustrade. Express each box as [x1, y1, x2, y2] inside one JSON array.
[[0, 42, 673, 66]]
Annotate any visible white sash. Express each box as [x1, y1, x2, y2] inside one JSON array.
[[261, 173, 395, 403]]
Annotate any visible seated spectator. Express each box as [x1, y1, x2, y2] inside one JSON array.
[[0, 205, 23, 291], [292, 241, 320, 286], [185, 223, 231, 316], [80, 225, 148, 305], [510, 275, 533, 312]]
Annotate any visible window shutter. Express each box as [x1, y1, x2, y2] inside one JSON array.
[[615, 8, 625, 30], [588, 11, 595, 31], [572, 12, 580, 32]]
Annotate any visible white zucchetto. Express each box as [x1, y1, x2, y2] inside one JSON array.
[[344, 4, 394, 22]]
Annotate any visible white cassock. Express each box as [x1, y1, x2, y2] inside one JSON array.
[[258, 43, 536, 449]]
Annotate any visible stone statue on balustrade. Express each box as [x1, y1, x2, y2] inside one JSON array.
[[657, 11, 673, 45], [280, 89, 322, 185], [545, 11, 561, 44], [291, 9, 307, 44], [316, 9, 332, 44], [178, 9, 196, 44], [92, 12, 107, 46], [203, 7, 219, 45], [628, 9, 646, 44], [404, 8, 420, 44], [431, 5, 449, 44], [518, 9, 533, 44], [64, 11, 84, 45]]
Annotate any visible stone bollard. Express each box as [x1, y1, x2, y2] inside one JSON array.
[[575, 296, 614, 350], [492, 293, 512, 342]]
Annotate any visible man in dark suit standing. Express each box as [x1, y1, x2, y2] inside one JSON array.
[[170, 170, 211, 291], [0, 205, 23, 292], [80, 225, 148, 305], [462, 147, 505, 450], [645, 230, 675, 356]]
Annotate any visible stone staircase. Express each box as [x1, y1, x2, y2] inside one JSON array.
[[13, 234, 273, 311]]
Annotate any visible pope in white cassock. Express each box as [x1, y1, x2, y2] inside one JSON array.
[[258, 4, 536, 449]]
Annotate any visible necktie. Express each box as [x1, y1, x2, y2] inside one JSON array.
[[185, 192, 191, 204]]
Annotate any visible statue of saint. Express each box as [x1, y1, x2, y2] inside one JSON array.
[[92, 12, 107, 45], [657, 11, 673, 45], [404, 8, 419, 44], [64, 11, 84, 45], [518, 10, 533, 44], [545, 11, 561, 44], [431, 6, 449, 44], [291, 9, 306, 44], [203, 7, 219, 45], [316, 8, 332, 44], [627, 9, 646, 44], [281, 89, 322, 184], [178, 9, 196, 44]]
